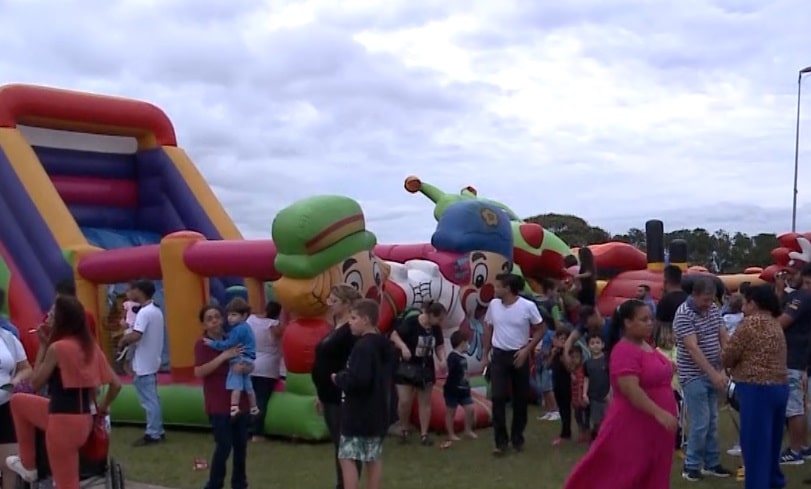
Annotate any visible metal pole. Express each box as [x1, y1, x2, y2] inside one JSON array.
[[792, 66, 811, 232], [793, 74, 802, 232]]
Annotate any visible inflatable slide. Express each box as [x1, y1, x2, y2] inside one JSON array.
[[0, 84, 319, 436]]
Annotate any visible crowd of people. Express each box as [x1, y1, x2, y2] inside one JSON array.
[[3, 242, 811, 489]]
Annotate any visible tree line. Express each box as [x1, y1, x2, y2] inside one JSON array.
[[526, 213, 780, 274]]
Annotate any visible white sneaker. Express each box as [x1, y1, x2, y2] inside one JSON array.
[[545, 411, 560, 421], [536, 412, 551, 421], [6, 455, 37, 482], [727, 445, 742, 456]]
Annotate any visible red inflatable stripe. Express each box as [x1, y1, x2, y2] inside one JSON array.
[[51, 175, 137, 207]]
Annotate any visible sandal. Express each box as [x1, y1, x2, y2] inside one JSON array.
[[439, 440, 453, 449]]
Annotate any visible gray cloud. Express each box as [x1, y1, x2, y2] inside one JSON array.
[[0, 0, 809, 248]]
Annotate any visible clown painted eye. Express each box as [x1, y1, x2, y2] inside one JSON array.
[[372, 261, 382, 286], [344, 270, 363, 291], [472, 263, 488, 289]]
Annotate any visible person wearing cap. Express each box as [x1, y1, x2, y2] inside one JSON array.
[[773, 260, 811, 465]]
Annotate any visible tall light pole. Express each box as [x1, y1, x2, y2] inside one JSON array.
[[792, 65, 811, 232]]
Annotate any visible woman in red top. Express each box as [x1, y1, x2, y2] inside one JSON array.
[[6, 295, 121, 489], [194, 304, 249, 489]]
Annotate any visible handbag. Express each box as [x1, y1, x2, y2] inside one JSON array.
[[396, 362, 426, 386], [79, 395, 110, 462]]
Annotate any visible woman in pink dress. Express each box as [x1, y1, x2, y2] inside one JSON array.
[[564, 299, 679, 489]]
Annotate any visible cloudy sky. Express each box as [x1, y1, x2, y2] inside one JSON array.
[[1, 0, 810, 243]]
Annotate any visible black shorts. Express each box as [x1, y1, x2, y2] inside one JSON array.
[[394, 363, 434, 388], [0, 401, 16, 444]]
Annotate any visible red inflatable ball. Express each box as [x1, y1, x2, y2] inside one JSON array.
[[281, 316, 332, 374]]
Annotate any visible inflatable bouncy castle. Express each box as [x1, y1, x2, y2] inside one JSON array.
[[0, 85, 585, 439], [594, 220, 768, 315]]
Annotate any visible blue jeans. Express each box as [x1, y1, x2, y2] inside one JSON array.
[[133, 373, 164, 439], [205, 414, 249, 489], [682, 376, 720, 470], [737, 382, 788, 489]]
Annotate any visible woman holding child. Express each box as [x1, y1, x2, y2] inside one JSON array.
[[564, 299, 678, 489], [194, 303, 251, 489]]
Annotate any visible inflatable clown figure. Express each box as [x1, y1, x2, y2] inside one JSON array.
[[265, 195, 388, 439], [376, 199, 514, 432], [380, 199, 514, 375], [403, 176, 576, 279]]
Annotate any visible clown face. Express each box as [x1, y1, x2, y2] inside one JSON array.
[[461, 250, 511, 318], [340, 250, 384, 302]]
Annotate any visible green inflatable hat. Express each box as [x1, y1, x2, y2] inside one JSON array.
[[272, 195, 377, 279]]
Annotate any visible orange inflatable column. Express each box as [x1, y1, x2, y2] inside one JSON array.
[[244, 278, 265, 313], [160, 231, 209, 382]]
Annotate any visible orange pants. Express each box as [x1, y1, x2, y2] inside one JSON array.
[[10, 394, 92, 489]]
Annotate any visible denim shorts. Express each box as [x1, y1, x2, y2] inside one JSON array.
[[786, 369, 805, 418], [226, 371, 255, 394], [444, 393, 473, 409], [540, 369, 553, 392]]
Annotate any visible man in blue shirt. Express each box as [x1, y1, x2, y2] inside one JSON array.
[[0, 288, 19, 338]]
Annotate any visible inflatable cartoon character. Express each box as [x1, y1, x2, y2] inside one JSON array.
[[761, 232, 811, 282], [404, 176, 575, 279], [266, 195, 387, 439], [378, 199, 513, 433], [382, 199, 514, 375]]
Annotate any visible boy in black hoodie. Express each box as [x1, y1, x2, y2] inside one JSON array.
[[332, 299, 393, 489]]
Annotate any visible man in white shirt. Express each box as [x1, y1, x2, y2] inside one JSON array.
[[482, 273, 546, 455], [119, 279, 166, 446]]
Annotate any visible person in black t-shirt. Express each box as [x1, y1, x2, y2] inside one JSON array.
[[574, 247, 597, 307], [442, 330, 477, 447], [389, 301, 447, 446], [550, 328, 574, 444], [656, 265, 688, 325], [775, 264, 811, 463], [312, 285, 362, 489], [333, 299, 393, 489]]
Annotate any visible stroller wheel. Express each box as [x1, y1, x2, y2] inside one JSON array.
[[109, 458, 125, 489]]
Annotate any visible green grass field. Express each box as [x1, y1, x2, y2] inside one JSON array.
[[110, 405, 809, 489]]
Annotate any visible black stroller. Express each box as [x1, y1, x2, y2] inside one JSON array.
[[14, 426, 125, 489]]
